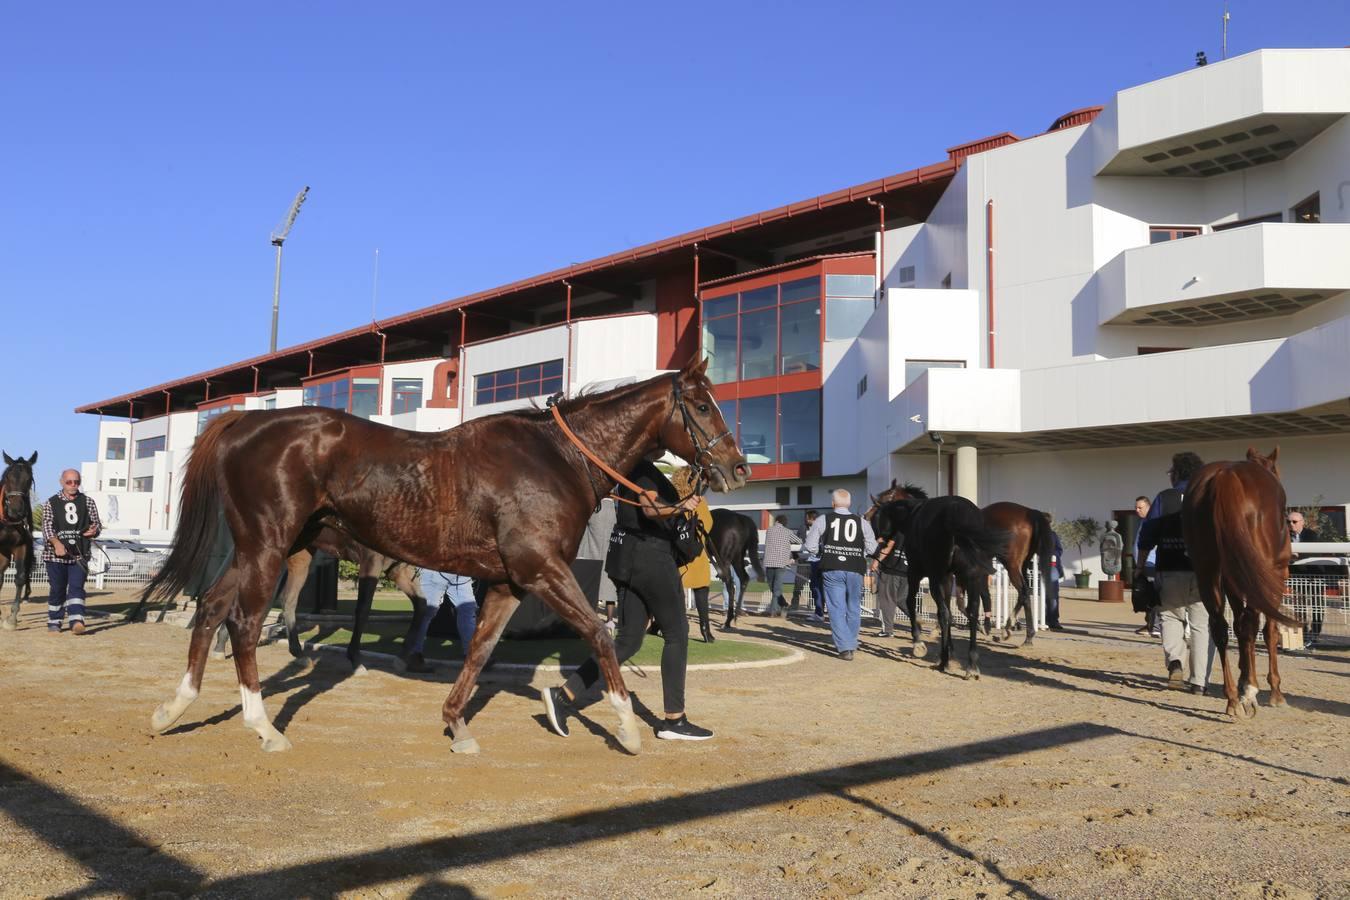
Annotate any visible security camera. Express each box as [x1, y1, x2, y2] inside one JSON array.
[[908, 414, 923, 424], [928, 431, 944, 444]]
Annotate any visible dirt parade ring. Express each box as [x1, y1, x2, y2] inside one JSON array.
[[1, 599, 1347, 899]]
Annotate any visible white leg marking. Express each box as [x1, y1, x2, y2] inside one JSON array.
[[605, 690, 642, 754], [151, 672, 199, 733], [1243, 683, 1259, 705], [240, 686, 292, 752], [448, 718, 480, 754]]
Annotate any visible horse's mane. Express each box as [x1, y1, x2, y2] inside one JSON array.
[[898, 482, 928, 500]]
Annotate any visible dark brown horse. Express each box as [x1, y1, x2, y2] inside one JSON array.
[[982, 501, 1055, 645], [707, 508, 763, 629], [1, 452, 37, 630], [1182, 447, 1297, 719], [142, 358, 748, 754]]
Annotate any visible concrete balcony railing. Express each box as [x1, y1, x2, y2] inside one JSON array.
[[1098, 223, 1350, 327], [1093, 49, 1350, 177]]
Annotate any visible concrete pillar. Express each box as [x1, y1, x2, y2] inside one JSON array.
[[955, 443, 978, 505]]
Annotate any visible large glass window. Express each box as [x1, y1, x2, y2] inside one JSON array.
[[105, 438, 126, 461], [738, 396, 777, 465], [350, 378, 380, 419], [303, 378, 351, 412], [739, 308, 778, 380], [474, 360, 563, 405], [135, 435, 166, 459], [703, 315, 739, 384], [132, 476, 154, 492], [904, 359, 966, 387], [779, 300, 820, 374], [717, 390, 822, 468], [825, 273, 877, 341], [702, 275, 822, 384], [779, 390, 821, 463], [391, 378, 424, 415]]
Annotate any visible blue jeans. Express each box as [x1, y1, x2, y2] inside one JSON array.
[[766, 567, 788, 616], [46, 562, 87, 629], [410, 571, 477, 654], [820, 569, 862, 652], [1045, 573, 1061, 628]]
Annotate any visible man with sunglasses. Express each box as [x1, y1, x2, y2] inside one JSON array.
[[41, 470, 101, 634], [1287, 511, 1323, 649]]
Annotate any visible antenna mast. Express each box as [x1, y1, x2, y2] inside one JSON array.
[[269, 185, 309, 353], [1222, 1, 1230, 60]]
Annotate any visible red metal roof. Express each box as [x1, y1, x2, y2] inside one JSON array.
[[76, 157, 960, 416]]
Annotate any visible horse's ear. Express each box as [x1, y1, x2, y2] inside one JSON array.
[[2, 452, 12, 466], [1245, 446, 1260, 462], [683, 354, 708, 378], [27, 452, 37, 466], [1268, 446, 1279, 465], [890, 478, 898, 489]]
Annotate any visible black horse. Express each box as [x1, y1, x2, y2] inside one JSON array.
[[1, 452, 37, 630], [708, 508, 763, 629], [872, 495, 1008, 678]]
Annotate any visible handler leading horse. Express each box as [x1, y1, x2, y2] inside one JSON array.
[[142, 358, 748, 754]]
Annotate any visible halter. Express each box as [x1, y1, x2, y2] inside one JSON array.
[[549, 373, 733, 508], [0, 482, 31, 527]]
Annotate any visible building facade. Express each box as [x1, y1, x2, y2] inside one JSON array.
[[80, 48, 1350, 579]]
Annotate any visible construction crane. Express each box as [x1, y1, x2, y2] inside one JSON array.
[[269, 186, 309, 353]]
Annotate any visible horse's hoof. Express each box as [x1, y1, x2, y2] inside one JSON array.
[[350, 663, 368, 676], [450, 736, 481, 754], [911, 641, 927, 659], [617, 722, 643, 755], [261, 733, 293, 752], [1269, 694, 1288, 708], [990, 633, 1004, 643], [0, 616, 16, 632], [150, 705, 178, 734]]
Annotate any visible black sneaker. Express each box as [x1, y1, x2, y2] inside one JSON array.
[[402, 652, 434, 674], [839, 650, 855, 661], [542, 687, 572, 738], [1166, 660, 1185, 691], [655, 716, 714, 741]]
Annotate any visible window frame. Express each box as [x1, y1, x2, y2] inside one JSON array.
[[134, 435, 166, 459], [105, 438, 127, 461], [473, 359, 564, 406]]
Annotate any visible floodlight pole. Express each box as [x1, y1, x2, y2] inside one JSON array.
[[269, 186, 309, 353]]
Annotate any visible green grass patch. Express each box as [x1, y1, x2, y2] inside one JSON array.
[[299, 622, 789, 666]]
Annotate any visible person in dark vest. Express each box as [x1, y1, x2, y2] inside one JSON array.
[[542, 455, 713, 742], [1286, 510, 1324, 649], [868, 526, 908, 638], [41, 469, 101, 634], [1137, 451, 1214, 694], [803, 488, 876, 659]]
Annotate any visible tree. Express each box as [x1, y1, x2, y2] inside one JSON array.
[[1053, 516, 1102, 574], [1298, 495, 1347, 542], [31, 503, 42, 531]]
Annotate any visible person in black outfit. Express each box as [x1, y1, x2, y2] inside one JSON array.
[[1288, 511, 1324, 649], [868, 531, 908, 638], [542, 457, 713, 742]]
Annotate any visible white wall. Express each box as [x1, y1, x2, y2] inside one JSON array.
[[570, 314, 658, 389], [462, 325, 570, 419]]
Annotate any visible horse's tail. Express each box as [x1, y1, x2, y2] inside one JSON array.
[[1029, 510, 1055, 589], [1209, 470, 1299, 627], [141, 411, 246, 603], [954, 521, 1012, 576]]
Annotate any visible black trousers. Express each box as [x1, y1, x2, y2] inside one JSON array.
[[567, 544, 689, 715]]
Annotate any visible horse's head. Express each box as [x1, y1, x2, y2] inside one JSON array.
[[662, 357, 750, 492], [1, 451, 37, 523], [1246, 446, 1281, 479], [871, 499, 914, 542]]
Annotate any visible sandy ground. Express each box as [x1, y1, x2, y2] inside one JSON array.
[[1, 597, 1347, 900]]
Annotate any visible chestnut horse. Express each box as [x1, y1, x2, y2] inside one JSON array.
[[142, 358, 748, 754], [982, 501, 1055, 646], [1, 452, 37, 630], [1182, 447, 1298, 720]]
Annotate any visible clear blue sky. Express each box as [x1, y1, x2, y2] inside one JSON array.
[[3, 1, 1347, 494]]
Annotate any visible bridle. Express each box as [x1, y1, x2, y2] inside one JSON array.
[[0, 480, 31, 528], [549, 373, 735, 508]]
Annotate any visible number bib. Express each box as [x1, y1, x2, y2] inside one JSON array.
[[49, 492, 91, 556], [819, 512, 866, 573]]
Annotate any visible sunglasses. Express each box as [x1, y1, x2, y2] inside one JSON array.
[[63, 479, 81, 485]]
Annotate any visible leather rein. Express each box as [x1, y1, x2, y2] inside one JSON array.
[[549, 374, 731, 509]]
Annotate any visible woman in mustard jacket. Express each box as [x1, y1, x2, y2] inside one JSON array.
[[673, 467, 716, 644]]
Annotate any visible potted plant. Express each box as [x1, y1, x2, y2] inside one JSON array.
[[1054, 516, 1102, 588]]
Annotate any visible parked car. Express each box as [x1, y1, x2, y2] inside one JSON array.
[[89, 539, 167, 578]]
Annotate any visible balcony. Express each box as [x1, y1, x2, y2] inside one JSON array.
[[1097, 223, 1350, 327], [1094, 49, 1350, 177]]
